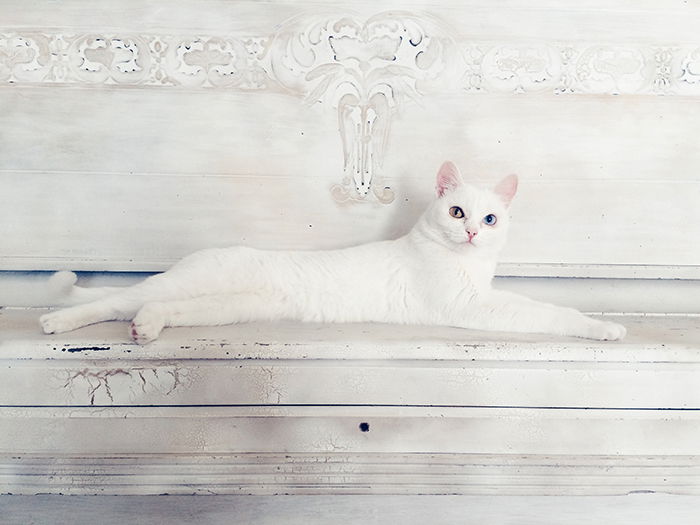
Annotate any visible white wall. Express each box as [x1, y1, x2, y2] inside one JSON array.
[[1, 0, 699, 296]]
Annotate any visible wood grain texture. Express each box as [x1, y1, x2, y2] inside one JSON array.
[[2, 494, 700, 525], [3, 405, 700, 456], [2, 0, 700, 499], [2, 1, 700, 277], [2, 308, 698, 362], [3, 456, 700, 497], [1, 309, 700, 409]]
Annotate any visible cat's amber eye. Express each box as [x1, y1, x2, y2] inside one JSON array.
[[449, 206, 464, 219], [483, 214, 497, 226]]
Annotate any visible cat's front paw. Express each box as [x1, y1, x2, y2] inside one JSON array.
[[40, 310, 78, 334], [130, 304, 165, 345], [587, 319, 627, 341]]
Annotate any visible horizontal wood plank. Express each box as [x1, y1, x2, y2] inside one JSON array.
[[2, 308, 698, 362], [2, 64, 700, 276], [2, 406, 700, 456], [1, 309, 699, 408], [1, 171, 698, 272], [3, 454, 700, 496]]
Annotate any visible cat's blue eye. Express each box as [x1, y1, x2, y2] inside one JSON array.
[[483, 214, 497, 226]]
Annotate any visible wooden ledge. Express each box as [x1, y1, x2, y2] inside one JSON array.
[[2, 308, 700, 495], [1, 308, 698, 362], [1, 307, 698, 409]]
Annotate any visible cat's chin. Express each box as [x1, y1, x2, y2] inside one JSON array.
[[447, 240, 480, 253]]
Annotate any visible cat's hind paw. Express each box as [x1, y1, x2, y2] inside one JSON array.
[[40, 310, 79, 334], [588, 320, 627, 341], [130, 304, 165, 345]]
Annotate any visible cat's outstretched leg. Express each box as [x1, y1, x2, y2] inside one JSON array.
[[40, 274, 187, 334], [458, 290, 626, 340], [130, 292, 295, 344]]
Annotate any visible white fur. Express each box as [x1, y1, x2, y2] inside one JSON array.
[[40, 162, 626, 344]]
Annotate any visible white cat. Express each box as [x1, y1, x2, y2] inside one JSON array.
[[40, 162, 626, 344]]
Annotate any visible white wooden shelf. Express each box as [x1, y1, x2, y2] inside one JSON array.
[[1, 308, 699, 495]]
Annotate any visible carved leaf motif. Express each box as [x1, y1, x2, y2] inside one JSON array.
[[270, 12, 458, 203], [3, 19, 700, 207], [680, 49, 700, 84], [329, 34, 401, 63], [0, 34, 51, 81], [72, 35, 148, 83], [482, 45, 558, 93], [576, 46, 649, 94]]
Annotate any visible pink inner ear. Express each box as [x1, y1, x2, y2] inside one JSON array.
[[436, 161, 463, 197], [495, 174, 518, 206]]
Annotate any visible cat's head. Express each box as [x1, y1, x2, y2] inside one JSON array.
[[418, 161, 518, 255]]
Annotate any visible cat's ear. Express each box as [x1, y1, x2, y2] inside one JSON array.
[[436, 161, 463, 197], [494, 174, 518, 207]]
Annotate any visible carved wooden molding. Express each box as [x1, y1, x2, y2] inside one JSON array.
[[3, 12, 700, 202]]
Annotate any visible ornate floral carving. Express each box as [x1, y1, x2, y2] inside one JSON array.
[[462, 46, 485, 91], [3, 13, 700, 204], [680, 48, 700, 85], [0, 33, 51, 82], [165, 36, 270, 89], [270, 12, 459, 204], [651, 48, 674, 93], [72, 35, 150, 84], [575, 46, 649, 94], [481, 45, 559, 93]]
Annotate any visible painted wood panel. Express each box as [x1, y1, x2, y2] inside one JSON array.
[[2, 309, 699, 408], [3, 406, 700, 456], [2, 1, 700, 277], [2, 0, 700, 498], [3, 308, 698, 362], [1, 172, 698, 272], [3, 494, 700, 523], [3, 455, 700, 496], [3, 359, 698, 408]]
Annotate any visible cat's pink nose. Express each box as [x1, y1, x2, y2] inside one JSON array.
[[467, 231, 478, 241]]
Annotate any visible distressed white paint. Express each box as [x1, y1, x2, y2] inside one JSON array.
[[1, 0, 699, 498], [1, 309, 699, 408], [3, 308, 698, 363], [3, 405, 700, 457], [1, 0, 700, 278], [2, 308, 700, 494], [3, 455, 700, 496], [3, 494, 700, 525]]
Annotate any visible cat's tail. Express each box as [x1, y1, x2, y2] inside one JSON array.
[[1, 271, 126, 307], [50, 271, 125, 306]]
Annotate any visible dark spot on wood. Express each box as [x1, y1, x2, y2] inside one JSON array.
[[359, 422, 370, 432]]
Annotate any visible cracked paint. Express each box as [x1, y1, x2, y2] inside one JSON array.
[[310, 430, 351, 453], [57, 364, 194, 405], [251, 366, 285, 404]]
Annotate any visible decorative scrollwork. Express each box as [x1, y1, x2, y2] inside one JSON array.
[[270, 12, 459, 204], [680, 48, 700, 85], [72, 35, 150, 84], [481, 45, 559, 93], [3, 11, 700, 204], [575, 46, 649, 94]]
